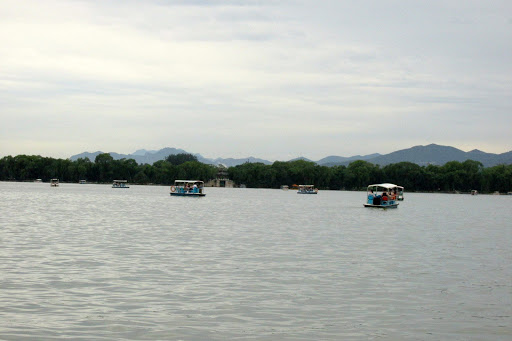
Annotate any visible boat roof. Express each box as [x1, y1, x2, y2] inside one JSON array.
[[174, 180, 204, 183], [113, 180, 127, 182], [298, 184, 314, 187], [367, 183, 398, 189]]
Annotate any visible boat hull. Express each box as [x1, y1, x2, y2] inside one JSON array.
[[170, 193, 206, 197], [364, 203, 398, 208]]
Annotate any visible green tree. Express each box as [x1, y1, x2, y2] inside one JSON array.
[[328, 165, 346, 190], [382, 162, 426, 190], [95, 153, 114, 182], [344, 160, 381, 190], [166, 153, 198, 166]]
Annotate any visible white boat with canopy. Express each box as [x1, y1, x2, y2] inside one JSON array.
[[170, 180, 205, 197], [50, 178, 59, 187], [112, 180, 130, 188], [297, 185, 318, 194], [364, 183, 400, 208], [397, 185, 404, 201]]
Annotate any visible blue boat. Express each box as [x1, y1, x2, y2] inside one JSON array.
[[170, 180, 206, 197], [364, 183, 400, 208]]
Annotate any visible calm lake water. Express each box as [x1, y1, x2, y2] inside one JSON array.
[[1, 182, 511, 340]]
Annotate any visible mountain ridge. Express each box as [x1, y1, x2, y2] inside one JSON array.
[[69, 144, 512, 167]]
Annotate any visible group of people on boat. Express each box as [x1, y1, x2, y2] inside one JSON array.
[[297, 185, 318, 194], [170, 180, 205, 195], [367, 188, 398, 206], [183, 183, 202, 193]]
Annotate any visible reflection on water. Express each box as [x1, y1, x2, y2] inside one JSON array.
[[1, 182, 511, 340]]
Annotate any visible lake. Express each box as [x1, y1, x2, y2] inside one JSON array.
[[1, 182, 511, 340]]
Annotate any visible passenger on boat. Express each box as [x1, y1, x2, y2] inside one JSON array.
[[368, 190, 374, 204], [389, 191, 396, 201], [374, 193, 381, 205], [381, 192, 389, 204]]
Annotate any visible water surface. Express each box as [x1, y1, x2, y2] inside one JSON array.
[[1, 182, 511, 340]]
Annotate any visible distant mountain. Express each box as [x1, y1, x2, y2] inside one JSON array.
[[494, 151, 512, 165], [135, 147, 189, 164], [69, 144, 512, 168], [69, 148, 271, 166], [288, 157, 314, 162], [317, 153, 381, 166], [208, 157, 272, 167], [132, 149, 159, 156], [70, 147, 189, 164], [364, 144, 512, 167], [70, 151, 104, 161]]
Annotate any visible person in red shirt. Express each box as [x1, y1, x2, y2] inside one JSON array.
[[381, 192, 389, 202]]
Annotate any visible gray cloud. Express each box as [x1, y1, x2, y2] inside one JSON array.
[[1, 0, 511, 160]]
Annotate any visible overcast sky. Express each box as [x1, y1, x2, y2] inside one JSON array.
[[1, 0, 511, 161]]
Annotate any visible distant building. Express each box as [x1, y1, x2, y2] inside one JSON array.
[[205, 165, 235, 188]]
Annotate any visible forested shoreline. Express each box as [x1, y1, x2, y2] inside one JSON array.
[[1, 153, 511, 193]]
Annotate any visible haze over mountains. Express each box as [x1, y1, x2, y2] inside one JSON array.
[[70, 144, 512, 168]]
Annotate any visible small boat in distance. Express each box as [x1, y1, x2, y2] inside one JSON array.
[[112, 180, 130, 188], [50, 179, 59, 187], [280, 185, 289, 190], [397, 186, 405, 201], [364, 183, 399, 208], [34, 179, 43, 183], [297, 185, 318, 194], [170, 180, 205, 197], [79, 180, 87, 184], [471, 190, 478, 195]]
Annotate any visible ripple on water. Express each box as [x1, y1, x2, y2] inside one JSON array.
[[1, 183, 511, 340]]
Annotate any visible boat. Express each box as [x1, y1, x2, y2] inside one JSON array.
[[364, 183, 400, 208], [79, 180, 87, 184], [170, 180, 205, 197], [112, 180, 130, 188], [50, 178, 59, 187], [471, 190, 478, 195], [280, 185, 289, 190], [397, 186, 405, 201], [297, 185, 318, 194], [34, 179, 43, 183]]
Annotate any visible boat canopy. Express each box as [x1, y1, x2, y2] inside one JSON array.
[[113, 180, 128, 183], [367, 183, 398, 190], [174, 180, 204, 185]]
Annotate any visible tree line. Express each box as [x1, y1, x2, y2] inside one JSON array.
[[229, 159, 512, 193], [0, 154, 511, 193], [0, 153, 217, 185]]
